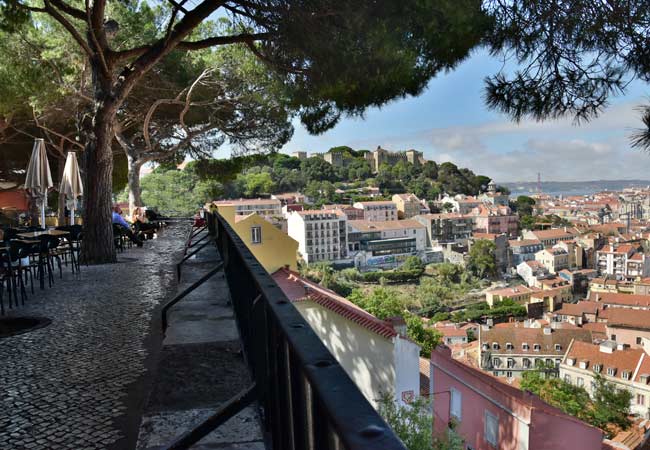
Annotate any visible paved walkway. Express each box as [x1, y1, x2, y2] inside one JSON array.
[[0, 225, 185, 450], [136, 242, 264, 450]]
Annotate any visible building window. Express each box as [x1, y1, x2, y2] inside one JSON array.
[[522, 343, 529, 351], [450, 388, 462, 421], [484, 410, 498, 447], [637, 337, 643, 345], [638, 394, 645, 406], [555, 344, 562, 351], [251, 226, 262, 244], [564, 374, 571, 383], [492, 358, 502, 368], [533, 344, 541, 352], [506, 371, 513, 378], [611, 334, 617, 341], [523, 358, 531, 369], [577, 377, 584, 388]]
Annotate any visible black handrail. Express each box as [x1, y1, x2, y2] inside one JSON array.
[[209, 211, 407, 450]]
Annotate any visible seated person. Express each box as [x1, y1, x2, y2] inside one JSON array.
[[131, 207, 158, 237], [193, 209, 206, 228], [112, 205, 143, 247]]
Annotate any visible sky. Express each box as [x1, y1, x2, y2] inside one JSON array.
[[278, 49, 650, 183]]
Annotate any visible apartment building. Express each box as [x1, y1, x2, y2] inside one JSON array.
[[535, 246, 570, 274], [438, 194, 482, 214], [392, 193, 422, 219], [352, 201, 398, 222], [471, 204, 519, 237], [212, 198, 282, 216], [415, 213, 474, 246], [552, 301, 601, 326], [287, 210, 348, 263], [560, 340, 650, 418], [509, 239, 544, 266], [322, 204, 364, 220], [596, 243, 650, 281], [431, 346, 603, 450], [479, 327, 593, 379], [516, 260, 550, 287], [589, 291, 650, 310]]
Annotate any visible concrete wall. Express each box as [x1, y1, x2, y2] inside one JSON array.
[[294, 301, 396, 408], [393, 336, 421, 406], [607, 326, 650, 349]]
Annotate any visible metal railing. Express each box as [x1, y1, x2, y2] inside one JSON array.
[[208, 211, 407, 450]]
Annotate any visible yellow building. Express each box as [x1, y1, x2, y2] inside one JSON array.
[[215, 204, 298, 273]]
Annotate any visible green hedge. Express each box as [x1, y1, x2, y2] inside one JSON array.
[[360, 268, 423, 283]]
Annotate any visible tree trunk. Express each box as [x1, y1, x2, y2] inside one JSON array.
[[79, 80, 118, 264], [127, 155, 143, 216]]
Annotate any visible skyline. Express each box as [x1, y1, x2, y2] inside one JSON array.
[[279, 49, 650, 183]]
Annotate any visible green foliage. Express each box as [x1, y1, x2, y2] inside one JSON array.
[[521, 371, 631, 436], [378, 393, 464, 450], [452, 298, 526, 322], [467, 240, 497, 279], [138, 165, 222, 215], [359, 269, 424, 284], [402, 256, 425, 272], [348, 287, 404, 319], [405, 314, 441, 358]]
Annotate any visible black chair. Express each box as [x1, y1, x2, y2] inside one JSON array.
[[113, 224, 125, 252], [0, 242, 30, 308]]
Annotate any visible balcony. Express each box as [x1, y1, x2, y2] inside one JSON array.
[[175, 212, 406, 450]]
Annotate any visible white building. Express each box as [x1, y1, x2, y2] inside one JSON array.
[[596, 243, 650, 281], [287, 209, 348, 263], [352, 201, 398, 222], [213, 198, 282, 216], [273, 268, 421, 409], [347, 219, 427, 269]]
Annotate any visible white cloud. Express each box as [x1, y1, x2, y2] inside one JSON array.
[[346, 101, 650, 182]]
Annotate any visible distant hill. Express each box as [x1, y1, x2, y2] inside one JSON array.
[[502, 180, 650, 197]]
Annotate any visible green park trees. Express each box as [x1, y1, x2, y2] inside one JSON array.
[[467, 240, 498, 279], [0, 0, 488, 263]]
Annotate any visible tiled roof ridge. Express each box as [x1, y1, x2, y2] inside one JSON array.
[[275, 268, 398, 339]]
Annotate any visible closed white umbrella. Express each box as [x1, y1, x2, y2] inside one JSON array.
[[24, 138, 53, 228], [60, 151, 83, 224]]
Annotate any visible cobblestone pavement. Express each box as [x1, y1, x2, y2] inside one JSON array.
[[0, 224, 187, 450]]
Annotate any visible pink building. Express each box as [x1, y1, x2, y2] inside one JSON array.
[[471, 204, 518, 237], [431, 345, 603, 450], [603, 308, 650, 348]]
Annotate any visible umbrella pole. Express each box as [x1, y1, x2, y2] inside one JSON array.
[[70, 208, 75, 225], [41, 197, 46, 229]]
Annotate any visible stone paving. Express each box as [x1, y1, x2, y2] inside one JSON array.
[[0, 224, 186, 450]]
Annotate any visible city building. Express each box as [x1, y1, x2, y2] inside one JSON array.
[[212, 198, 282, 217], [509, 239, 544, 267], [272, 268, 421, 409], [291, 151, 307, 160], [485, 285, 539, 308], [347, 219, 426, 269], [552, 301, 601, 326], [438, 194, 482, 214], [352, 201, 398, 222], [604, 308, 650, 349], [437, 325, 469, 346], [431, 345, 603, 450], [322, 204, 364, 220], [392, 193, 422, 219], [323, 150, 346, 167], [523, 227, 580, 246], [213, 204, 298, 273], [560, 340, 650, 418], [471, 204, 519, 237], [535, 246, 570, 274], [596, 243, 650, 281], [516, 260, 550, 288], [271, 192, 308, 205], [589, 292, 650, 310], [478, 327, 593, 378], [415, 213, 474, 246], [287, 209, 348, 263]]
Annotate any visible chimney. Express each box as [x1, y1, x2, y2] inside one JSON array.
[[386, 316, 407, 337]]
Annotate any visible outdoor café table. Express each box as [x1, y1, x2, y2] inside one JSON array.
[[17, 230, 76, 283]]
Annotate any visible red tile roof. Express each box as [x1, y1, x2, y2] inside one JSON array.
[[589, 292, 650, 308], [271, 268, 398, 339], [554, 301, 601, 317], [565, 341, 645, 382], [606, 309, 650, 331]]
